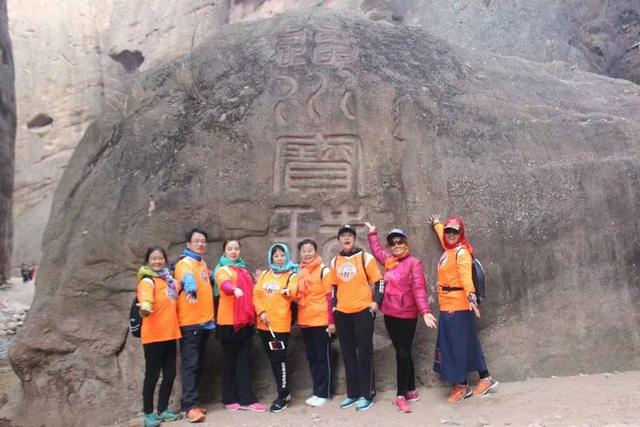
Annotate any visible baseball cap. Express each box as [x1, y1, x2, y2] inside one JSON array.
[[386, 228, 408, 242], [443, 222, 461, 231], [337, 224, 357, 237]]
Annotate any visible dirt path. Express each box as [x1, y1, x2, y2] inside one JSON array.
[[118, 371, 640, 427]]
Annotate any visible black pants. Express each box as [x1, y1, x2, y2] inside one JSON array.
[[258, 330, 290, 399], [384, 315, 418, 396], [301, 327, 332, 399], [143, 340, 177, 414], [334, 309, 375, 400], [218, 326, 258, 405], [180, 328, 210, 411]]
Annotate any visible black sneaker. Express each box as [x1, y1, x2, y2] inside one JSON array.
[[270, 398, 288, 413]]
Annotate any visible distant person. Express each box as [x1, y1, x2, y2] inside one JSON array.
[[429, 214, 498, 403], [174, 228, 215, 423], [365, 222, 437, 413], [253, 243, 299, 413], [137, 246, 182, 427], [28, 263, 36, 281], [213, 239, 266, 412], [329, 224, 383, 411], [295, 239, 334, 407], [20, 263, 29, 284]]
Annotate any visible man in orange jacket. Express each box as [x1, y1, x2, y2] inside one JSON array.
[[174, 228, 215, 423]]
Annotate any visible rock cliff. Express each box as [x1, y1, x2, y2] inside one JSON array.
[[8, 0, 640, 269], [8, 10, 640, 426], [0, 0, 15, 284]]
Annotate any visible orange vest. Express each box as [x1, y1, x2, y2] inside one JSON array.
[[297, 263, 332, 327], [329, 251, 382, 314], [434, 223, 474, 312], [174, 256, 214, 327], [214, 266, 244, 326], [137, 277, 182, 344], [253, 270, 297, 333]]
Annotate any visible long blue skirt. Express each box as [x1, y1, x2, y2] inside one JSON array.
[[433, 310, 487, 385]]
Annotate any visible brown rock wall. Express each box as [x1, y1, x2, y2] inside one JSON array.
[[0, 0, 15, 284]]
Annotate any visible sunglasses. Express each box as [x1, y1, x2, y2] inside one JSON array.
[[444, 229, 460, 235], [389, 239, 406, 247]]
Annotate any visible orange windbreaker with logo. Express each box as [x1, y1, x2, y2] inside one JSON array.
[[329, 251, 382, 314], [253, 270, 298, 333], [174, 256, 214, 327], [137, 277, 182, 344], [215, 265, 255, 326], [434, 223, 474, 312], [297, 263, 333, 327]]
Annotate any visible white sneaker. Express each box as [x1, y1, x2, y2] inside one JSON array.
[[307, 396, 330, 407]]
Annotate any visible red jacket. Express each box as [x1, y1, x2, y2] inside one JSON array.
[[368, 231, 431, 318]]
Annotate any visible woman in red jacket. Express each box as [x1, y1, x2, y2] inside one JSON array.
[[429, 214, 497, 403], [365, 222, 437, 413]]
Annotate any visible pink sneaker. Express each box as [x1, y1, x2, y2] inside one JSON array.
[[239, 402, 267, 412], [225, 403, 240, 411], [393, 396, 411, 413], [405, 390, 420, 402]]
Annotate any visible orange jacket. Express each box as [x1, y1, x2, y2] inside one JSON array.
[[214, 265, 256, 326], [253, 269, 298, 333], [329, 251, 382, 314], [434, 223, 474, 312], [174, 256, 214, 327], [137, 277, 182, 344], [297, 263, 333, 327]]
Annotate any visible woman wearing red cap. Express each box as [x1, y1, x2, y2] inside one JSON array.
[[429, 214, 497, 403], [365, 222, 437, 413]]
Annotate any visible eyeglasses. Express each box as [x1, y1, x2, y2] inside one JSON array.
[[190, 239, 207, 244], [389, 239, 406, 247], [444, 229, 460, 235]]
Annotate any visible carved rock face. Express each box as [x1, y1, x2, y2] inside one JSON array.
[[9, 10, 640, 426]]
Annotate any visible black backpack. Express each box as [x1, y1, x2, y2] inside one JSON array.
[[129, 275, 154, 338], [457, 248, 486, 303], [129, 295, 142, 338]]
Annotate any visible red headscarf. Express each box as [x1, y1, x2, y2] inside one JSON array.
[[443, 217, 474, 256]]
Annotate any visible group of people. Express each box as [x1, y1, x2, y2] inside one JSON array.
[[135, 216, 497, 426]]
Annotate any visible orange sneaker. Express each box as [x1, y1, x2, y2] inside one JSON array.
[[198, 407, 208, 414], [186, 407, 205, 423], [473, 377, 498, 396], [447, 384, 472, 404]]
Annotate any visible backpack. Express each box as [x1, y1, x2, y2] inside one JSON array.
[[129, 276, 154, 338], [129, 295, 142, 338], [456, 247, 485, 303]]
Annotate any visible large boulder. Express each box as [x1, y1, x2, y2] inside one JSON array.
[[0, 0, 15, 284], [10, 0, 640, 271], [9, 9, 640, 426]]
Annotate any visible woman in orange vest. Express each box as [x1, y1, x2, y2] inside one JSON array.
[[214, 239, 267, 412], [254, 243, 298, 413], [136, 246, 182, 427], [295, 239, 335, 407], [429, 214, 498, 403]]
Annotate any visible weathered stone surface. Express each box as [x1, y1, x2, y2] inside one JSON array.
[[397, 0, 640, 84], [8, 0, 229, 270], [0, 0, 15, 285], [8, 9, 640, 426], [9, 1, 640, 271]]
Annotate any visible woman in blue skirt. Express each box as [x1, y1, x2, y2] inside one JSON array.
[[430, 214, 498, 403]]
